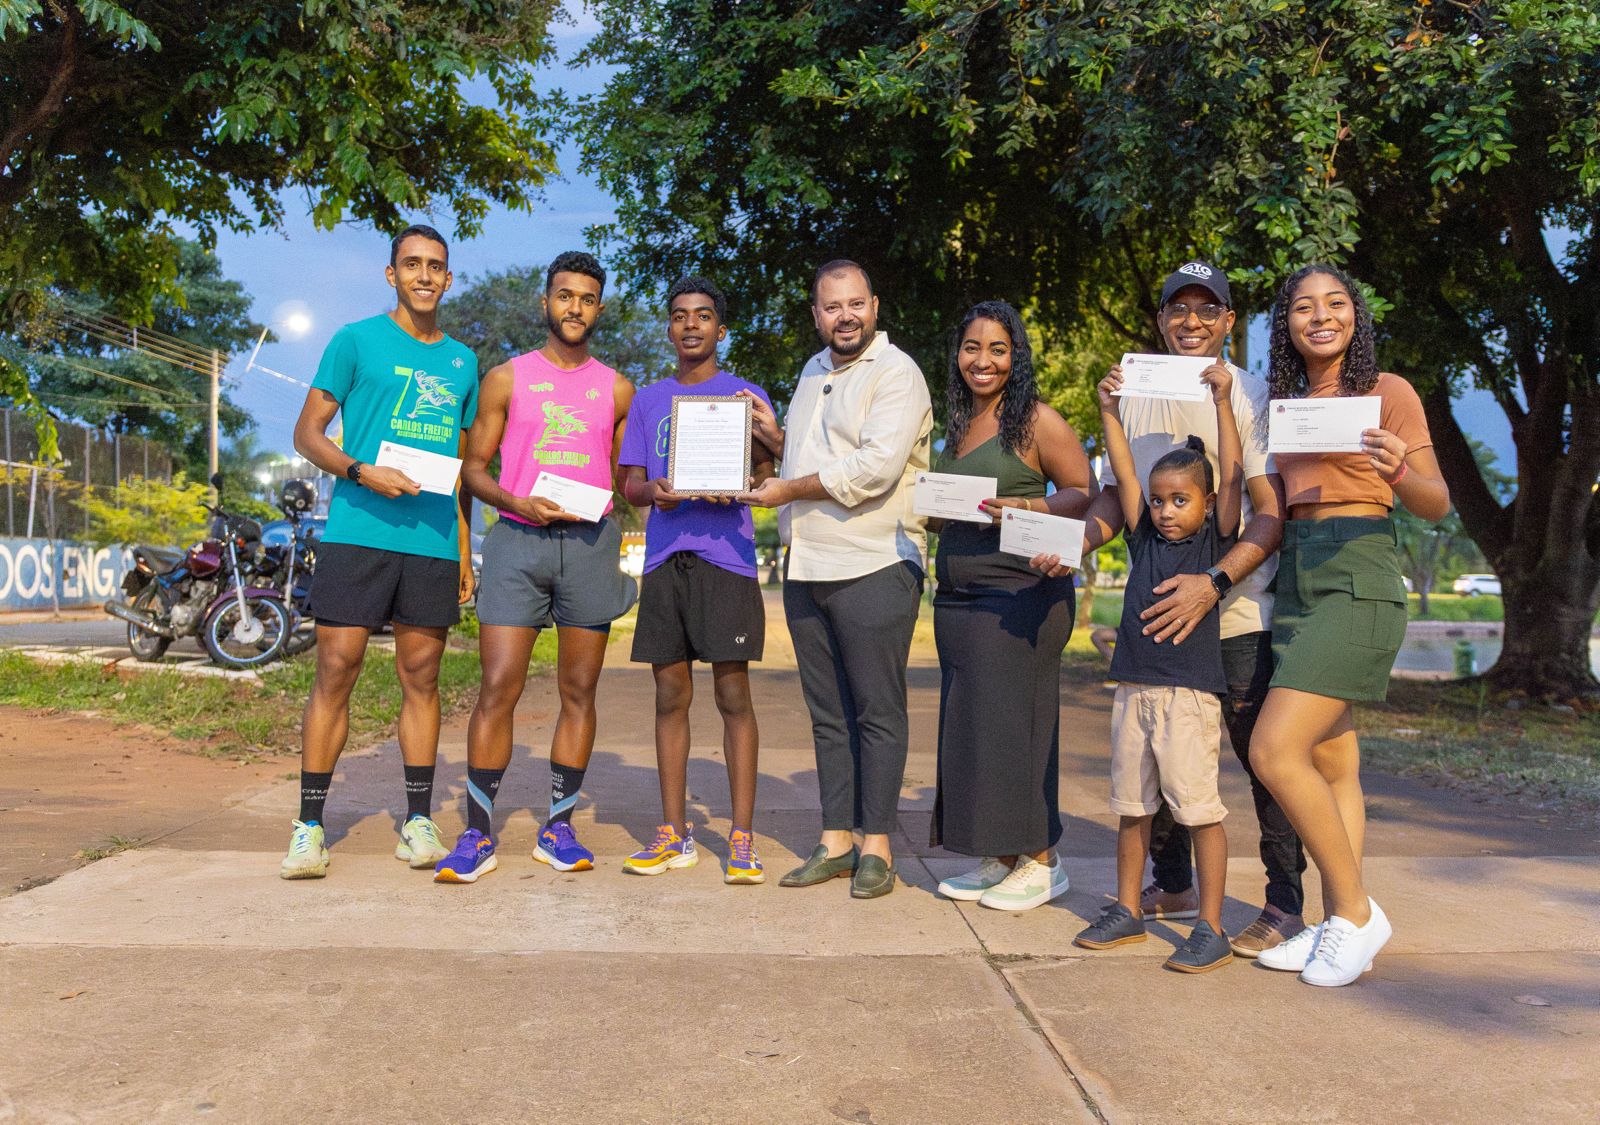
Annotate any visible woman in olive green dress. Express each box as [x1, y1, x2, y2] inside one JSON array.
[[931, 301, 1093, 911]]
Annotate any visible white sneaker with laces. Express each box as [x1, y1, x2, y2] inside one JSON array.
[[395, 816, 449, 869], [280, 820, 329, 880], [938, 857, 1012, 901], [1257, 921, 1324, 971], [978, 856, 1070, 912], [1300, 898, 1390, 987]]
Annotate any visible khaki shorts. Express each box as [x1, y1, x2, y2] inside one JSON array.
[[1109, 683, 1227, 826]]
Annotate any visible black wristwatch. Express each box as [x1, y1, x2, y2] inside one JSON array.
[[346, 461, 364, 485], [1206, 565, 1233, 598]]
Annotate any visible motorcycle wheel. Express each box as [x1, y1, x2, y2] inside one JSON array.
[[202, 595, 290, 669], [283, 612, 318, 657], [126, 586, 172, 662]]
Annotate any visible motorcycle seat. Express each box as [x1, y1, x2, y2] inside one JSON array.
[[136, 545, 187, 573]]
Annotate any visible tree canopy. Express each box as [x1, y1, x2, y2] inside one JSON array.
[[582, 0, 1600, 696], [444, 265, 677, 385], [16, 239, 262, 474], [0, 0, 560, 328]]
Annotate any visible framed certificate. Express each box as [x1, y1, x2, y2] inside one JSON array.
[[668, 395, 753, 495]]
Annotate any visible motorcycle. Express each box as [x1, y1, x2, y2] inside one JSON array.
[[257, 479, 320, 657], [104, 477, 292, 670]]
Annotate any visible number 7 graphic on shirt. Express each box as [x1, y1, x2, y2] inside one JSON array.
[[390, 365, 415, 416]]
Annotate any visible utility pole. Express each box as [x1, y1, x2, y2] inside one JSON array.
[[208, 347, 220, 489]]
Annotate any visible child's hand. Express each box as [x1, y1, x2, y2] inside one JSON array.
[[1097, 365, 1124, 412], [1200, 362, 1233, 405]]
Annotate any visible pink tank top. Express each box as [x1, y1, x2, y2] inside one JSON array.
[[497, 351, 617, 525]]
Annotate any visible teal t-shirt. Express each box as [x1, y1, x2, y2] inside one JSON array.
[[313, 314, 480, 561]]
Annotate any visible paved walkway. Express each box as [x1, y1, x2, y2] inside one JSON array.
[[2, 593, 1597, 1122]]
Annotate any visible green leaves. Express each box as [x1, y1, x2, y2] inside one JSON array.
[[1, 1, 560, 331]]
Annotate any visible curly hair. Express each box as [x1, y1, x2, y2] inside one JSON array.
[[945, 300, 1039, 456], [666, 274, 727, 323], [546, 250, 606, 294], [1267, 263, 1381, 399]]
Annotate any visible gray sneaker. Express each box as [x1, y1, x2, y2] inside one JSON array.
[[1164, 920, 1234, 974], [1073, 902, 1147, 950]]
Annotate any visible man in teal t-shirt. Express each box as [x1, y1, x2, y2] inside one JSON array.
[[279, 224, 480, 882]]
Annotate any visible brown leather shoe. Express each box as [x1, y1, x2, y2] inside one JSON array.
[[1229, 905, 1306, 958], [1139, 881, 1198, 920]]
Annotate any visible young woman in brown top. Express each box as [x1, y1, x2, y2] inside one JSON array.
[[1249, 264, 1450, 987]]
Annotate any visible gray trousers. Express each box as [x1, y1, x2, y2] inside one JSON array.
[[783, 559, 923, 835]]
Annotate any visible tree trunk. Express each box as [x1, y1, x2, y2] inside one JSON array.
[[1417, 579, 1430, 618], [1491, 564, 1600, 700]]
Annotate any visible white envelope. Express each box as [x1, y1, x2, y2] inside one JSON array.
[[1267, 397, 1381, 454], [999, 508, 1085, 567], [374, 441, 462, 496], [1113, 353, 1212, 402], [529, 472, 612, 522], [913, 471, 996, 524]]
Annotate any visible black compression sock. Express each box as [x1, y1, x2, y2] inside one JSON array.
[[466, 766, 505, 837], [299, 770, 333, 825], [549, 762, 585, 825], [404, 764, 436, 821]]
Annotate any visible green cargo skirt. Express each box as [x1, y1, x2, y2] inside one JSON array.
[[1270, 517, 1407, 703]]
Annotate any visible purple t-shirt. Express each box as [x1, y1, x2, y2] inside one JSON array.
[[617, 371, 773, 578]]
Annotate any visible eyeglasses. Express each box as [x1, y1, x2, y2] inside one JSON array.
[[1162, 302, 1229, 324]]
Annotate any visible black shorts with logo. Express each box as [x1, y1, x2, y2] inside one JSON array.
[[630, 551, 765, 665], [308, 541, 461, 630]]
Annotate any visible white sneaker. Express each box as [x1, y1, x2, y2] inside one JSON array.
[[938, 857, 1012, 901], [1300, 899, 1390, 987], [395, 816, 449, 869], [280, 820, 329, 880], [977, 856, 1070, 912], [1257, 921, 1323, 971]]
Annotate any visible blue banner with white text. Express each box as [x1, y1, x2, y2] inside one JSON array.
[[0, 538, 134, 611]]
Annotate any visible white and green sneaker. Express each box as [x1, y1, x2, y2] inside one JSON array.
[[280, 820, 329, 880], [395, 816, 449, 869], [977, 856, 1069, 912], [937, 857, 1013, 901]]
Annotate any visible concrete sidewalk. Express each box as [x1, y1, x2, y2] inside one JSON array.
[[3, 594, 1598, 1122]]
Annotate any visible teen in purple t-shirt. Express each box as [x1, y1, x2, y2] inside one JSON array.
[[618, 276, 777, 886], [618, 369, 774, 578]]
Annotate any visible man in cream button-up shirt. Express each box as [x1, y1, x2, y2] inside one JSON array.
[[740, 260, 932, 898]]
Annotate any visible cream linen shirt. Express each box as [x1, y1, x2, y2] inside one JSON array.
[[1100, 361, 1279, 637], [779, 331, 934, 582]]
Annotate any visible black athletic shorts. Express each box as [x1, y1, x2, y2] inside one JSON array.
[[308, 541, 461, 630], [630, 551, 765, 665]]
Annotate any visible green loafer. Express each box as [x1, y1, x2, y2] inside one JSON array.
[[780, 845, 859, 887], [850, 854, 897, 899]]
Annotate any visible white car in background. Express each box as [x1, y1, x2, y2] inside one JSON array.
[[1452, 573, 1502, 597]]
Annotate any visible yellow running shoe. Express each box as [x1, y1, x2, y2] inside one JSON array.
[[622, 824, 698, 876], [724, 827, 765, 885]]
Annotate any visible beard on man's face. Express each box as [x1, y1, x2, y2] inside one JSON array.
[[547, 310, 597, 345], [821, 314, 874, 356]]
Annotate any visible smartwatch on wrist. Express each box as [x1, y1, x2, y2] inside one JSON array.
[[1205, 565, 1233, 598], [346, 461, 364, 485]]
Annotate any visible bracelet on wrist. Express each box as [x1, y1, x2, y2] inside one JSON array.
[[1385, 461, 1409, 487]]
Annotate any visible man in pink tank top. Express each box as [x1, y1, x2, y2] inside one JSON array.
[[434, 251, 638, 884]]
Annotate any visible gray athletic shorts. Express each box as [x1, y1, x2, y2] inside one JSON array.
[[476, 516, 638, 630]]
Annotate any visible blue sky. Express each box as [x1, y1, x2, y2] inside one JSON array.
[[211, 17, 1518, 473]]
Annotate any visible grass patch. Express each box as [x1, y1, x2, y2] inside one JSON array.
[[1408, 594, 1504, 621], [1357, 678, 1600, 810], [0, 642, 537, 760], [74, 835, 139, 862]]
